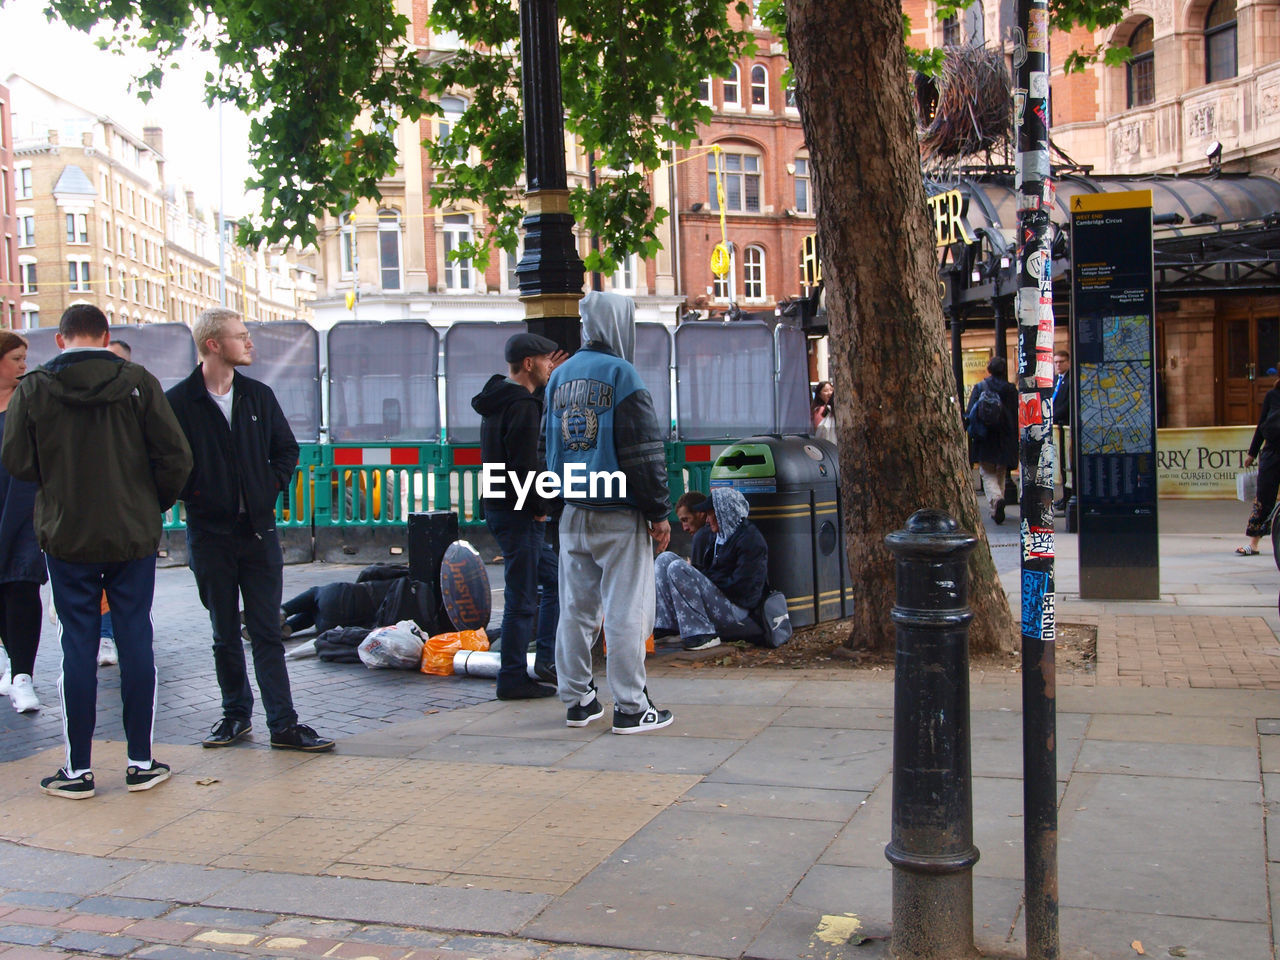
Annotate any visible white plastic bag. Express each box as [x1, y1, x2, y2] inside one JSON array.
[[358, 620, 425, 670], [1237, 468, 1259, 503]]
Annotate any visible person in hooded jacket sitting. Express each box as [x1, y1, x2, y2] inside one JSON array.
[[654, 487, 767, 651]]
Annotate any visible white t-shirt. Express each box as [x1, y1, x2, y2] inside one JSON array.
[[208, 385, 233, 426]]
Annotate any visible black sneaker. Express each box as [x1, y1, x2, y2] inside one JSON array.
[[612, 697, 674, 735], [682, 634, 721, 651], [202, 717, 252, 748], [126, 760, 171, 792], [270, 723, 335, 752], [993, 499, 1006, 525], [566, 684, 605, 727], [40, 768, 94, 799], [533, 660, 558, 685]]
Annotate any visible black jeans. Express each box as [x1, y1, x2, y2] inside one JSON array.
[[282, 583, 348, 634], [486, 509, 554, 688], [187, 521, 297, 734]]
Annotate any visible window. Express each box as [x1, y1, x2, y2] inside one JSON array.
[[0, 170, 7, 214], [18, 216, 34, 247], [612, 253, 637, 294], [16, 166, 31, 200], [743, 245, 766, 301], [697, 77, 712, 104], [712, 247, 736, 302], [68, 259, 90, 292], [378, 209, 402, 291], [66, 213, 88, 244], [505, 243, 524, 293], [437, 96, 467, 163], [1126, 19, 1155, 108], [443, 214, 473, 291], [750, 65, 768, 107], [708, 149, 762, 213], [785, 84, 797, 109], [723, 65, 740, 105], [794, 157, 811, 213], [104, 264, 112, 292], [19, 261, 36, 294], [1205, 0, 1237, 83], [103, 218, 112, 249], [20, 308, 37, 328], [942, 15, 960, 45], [340, 213, 356, 277]]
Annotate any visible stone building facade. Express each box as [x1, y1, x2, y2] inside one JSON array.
[[0, 84, 18, 330]]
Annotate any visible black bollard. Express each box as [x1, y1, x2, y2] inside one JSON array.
[[884, 510, 979, 960]]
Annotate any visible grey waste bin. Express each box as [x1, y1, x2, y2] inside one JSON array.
[[710, 435, 853, 628]]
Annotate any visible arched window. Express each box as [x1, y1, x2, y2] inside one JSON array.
[[1205, 0, 1237, 83], [750, 65, 768, 107], [708, 146, 763, 213], [340, 212, 356, 277], [743, 245, 766, 301], [723, 65, 740, 105], [697, 77, 712, 104], [942, 14, 960, 45], [1126, 19, 1155, 108], [443, 213, 473, 292], [378, 209, 402, 291]]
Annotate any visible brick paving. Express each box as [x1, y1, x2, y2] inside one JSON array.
[[0, 893, 689, 960]]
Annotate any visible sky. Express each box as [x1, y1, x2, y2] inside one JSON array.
[[1, 0, 257, 217]]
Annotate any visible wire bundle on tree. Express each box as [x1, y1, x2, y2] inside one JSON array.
[[918, 45, 1012, 168]]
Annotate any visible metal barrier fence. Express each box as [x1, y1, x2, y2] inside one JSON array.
[[159, 440, 730, 565]]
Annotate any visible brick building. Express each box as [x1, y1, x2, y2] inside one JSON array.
[[904, 0, 1280, 428], [0, 84, 17, 329]]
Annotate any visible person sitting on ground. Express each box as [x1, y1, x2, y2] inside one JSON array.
[[654, 487, 768, 651], [673, 490, 714, 572]]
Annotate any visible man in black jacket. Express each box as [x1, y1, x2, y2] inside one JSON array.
[[2, 304, 192, 798], [654, 487, 767, 651], [472, 332, 560, 700], [166, 308, 332, 753]]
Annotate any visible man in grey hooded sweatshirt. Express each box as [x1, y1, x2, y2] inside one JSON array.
[[545, 291, 673, 733]]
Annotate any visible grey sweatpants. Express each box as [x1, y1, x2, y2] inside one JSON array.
[[654, 552, 751, 640], [556, 503, 655, 716]]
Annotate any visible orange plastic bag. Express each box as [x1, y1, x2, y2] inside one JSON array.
[[420, 629, 489, 675]]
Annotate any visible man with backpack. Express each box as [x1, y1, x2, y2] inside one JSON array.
[[167, 307, 333, 753], [965, 355, 1019, 524]]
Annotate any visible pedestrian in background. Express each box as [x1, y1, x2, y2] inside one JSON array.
[[471, 331, 561, 700], [1239, 372, 1280, 556], [167, 308, 333, 752], [547, 291, 673, 734], [2, 304, 191, 798], [0, 331, 46, 714], [1052, 348, 1073, 513], [811, 381, 836, 444], [966, 355, 1019, 525]]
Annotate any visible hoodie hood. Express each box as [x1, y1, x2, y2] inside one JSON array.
[[471, 373, 534, 417], [710, 487, 750, 545], [34, 351, 142, 407], [580, 290, 635, 363]]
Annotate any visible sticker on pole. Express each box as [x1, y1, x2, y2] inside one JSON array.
[[711, 243, 730, 278]]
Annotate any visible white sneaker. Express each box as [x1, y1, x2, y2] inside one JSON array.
[[97, 637, 118, 667], [10, 674, 39, 713], [0, 647, 10, 695]]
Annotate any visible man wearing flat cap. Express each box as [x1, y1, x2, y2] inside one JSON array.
[[471, 332, 561, 699]]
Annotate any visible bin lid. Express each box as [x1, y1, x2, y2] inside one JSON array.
[[709, 435, 838, 494]]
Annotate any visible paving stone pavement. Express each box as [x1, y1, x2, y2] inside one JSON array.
[[0, 563, 502, 763]]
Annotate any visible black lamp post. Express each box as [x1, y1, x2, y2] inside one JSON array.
[[515, 0, 585, 353]]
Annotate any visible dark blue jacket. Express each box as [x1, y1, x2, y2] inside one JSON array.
[[704, 519, 768, 611], [690, 524, 715, 573]]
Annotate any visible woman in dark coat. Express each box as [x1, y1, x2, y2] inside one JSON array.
[[0, 331, 46, 712], [1240, 377, 1280, 555], [965, 355, 1019, 524]]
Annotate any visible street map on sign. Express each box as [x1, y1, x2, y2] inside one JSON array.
[[1079, 315, 1153, 455]]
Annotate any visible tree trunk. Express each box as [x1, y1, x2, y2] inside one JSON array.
[[787, 0, 1016, 655]]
